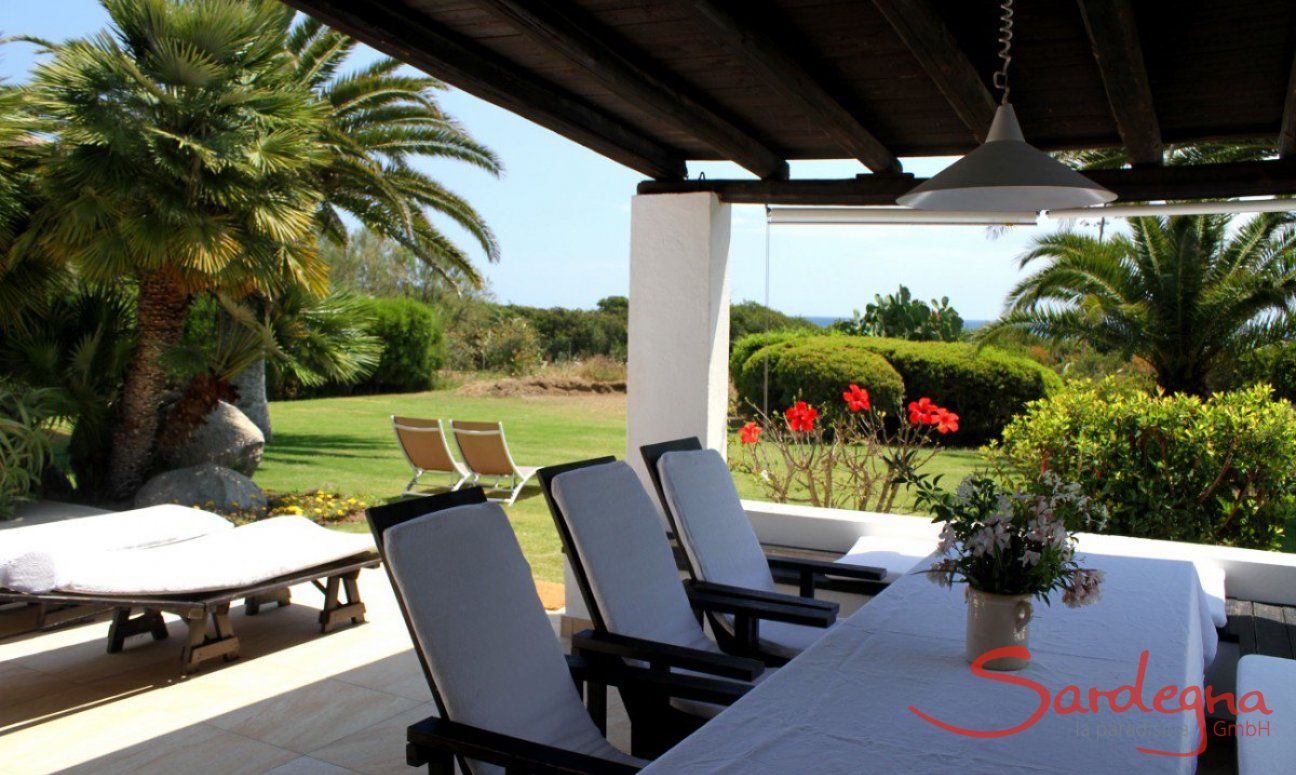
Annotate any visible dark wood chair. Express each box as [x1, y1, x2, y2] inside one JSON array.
[[538, 457, 836, 754], [365, 488, 750, 774]]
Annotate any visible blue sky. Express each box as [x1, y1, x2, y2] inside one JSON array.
[[0, 1, 1098, 320]]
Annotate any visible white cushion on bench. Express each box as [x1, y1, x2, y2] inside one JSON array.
[[5, 516, 372, 595], [1236, 655, 1294, 775], [0, 505, 233, 589]]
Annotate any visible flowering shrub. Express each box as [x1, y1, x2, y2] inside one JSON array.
[[194, 490, 368, 525], [995, 379, 1296, 550], [913, 473, 1107, 606], [733, 384, 957, 511]]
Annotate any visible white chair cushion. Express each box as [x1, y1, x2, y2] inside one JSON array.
[[657, 449, 777, 594], [838, 535, 937, 582], [1236, 655, 1294, 775], [5, 516, 371, 595], [385, 502, 640, 775], [0, 505, 232, 588], [552, 461, 717, 654]]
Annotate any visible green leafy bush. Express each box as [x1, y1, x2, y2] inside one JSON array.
[[730, 330, 816, 382], [481, 316, 544, 376], [850, 337, 1060, 445], [735, 337, 904, 416], [354, 298, 445, 393], [1226, 342, 1296, 404], [0, 380, 56, 518], [729, 301, 816, 345], [995, 380, 1296, 550]]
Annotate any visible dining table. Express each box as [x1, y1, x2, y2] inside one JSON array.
[[643, 552, 1219, 774]]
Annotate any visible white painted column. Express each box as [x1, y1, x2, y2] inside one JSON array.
[[562, 192, 733, 626], [626, 192, 733, 482]]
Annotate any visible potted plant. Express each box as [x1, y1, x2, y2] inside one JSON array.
[[910, 472, 1108, 670]]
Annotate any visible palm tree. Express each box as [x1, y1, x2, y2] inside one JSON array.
[[980, 213, 1296, 395], [17, 0, 330, 499], [285, 17, 501, 285]]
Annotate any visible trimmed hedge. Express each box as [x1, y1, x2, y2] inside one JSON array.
[[849, 337, 1061, 445], [996, 380, 1296, 550], [731, 333, 1058, 444], [354, 297, 445, 394], [735, 337, 904, 416]]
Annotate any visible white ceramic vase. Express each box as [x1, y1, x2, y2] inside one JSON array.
[[965, 588, 1033, 670]]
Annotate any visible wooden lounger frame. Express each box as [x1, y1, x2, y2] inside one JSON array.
[[0, 553, 380, 672]]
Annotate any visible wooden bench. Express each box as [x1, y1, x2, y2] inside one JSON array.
[[1222, 598, 1296, 659], [0, 553, 380, 672]]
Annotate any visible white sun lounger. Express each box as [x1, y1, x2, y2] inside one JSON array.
[[0, 515, 379, 671]]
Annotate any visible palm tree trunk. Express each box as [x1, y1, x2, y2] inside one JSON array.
[[107, 270, 190, 501], [232, 359, 272, 442]]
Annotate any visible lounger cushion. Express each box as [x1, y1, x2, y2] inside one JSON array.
[[657, 449, 777, 593], [1236, 655, 1293, 774], [0, 505, 232, 590], [552, 461, 718, 653], [1194, 562, 1227, 629], [838, 535, 937, 583], [5, 516, 371, 595], [384, 502, 642, 775]]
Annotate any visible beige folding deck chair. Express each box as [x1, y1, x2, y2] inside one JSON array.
[[392, 417, 471, 495], [450, 420, 539, 505]]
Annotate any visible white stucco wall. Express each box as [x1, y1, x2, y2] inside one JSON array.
[[564, 192, 733, 621]]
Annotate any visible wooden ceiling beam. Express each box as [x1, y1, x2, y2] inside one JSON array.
[[1076, 0, 1164, 166], [684, 0, 902, 174], [871, 0, 997, 142], [282, 0, 685, 180], [1280, 38, 1296, 157], [473, 0, 787, 179], [637, 160, 1296, 205]]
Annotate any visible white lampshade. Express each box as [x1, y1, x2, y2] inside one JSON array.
[[897, 105, 1116, 212]]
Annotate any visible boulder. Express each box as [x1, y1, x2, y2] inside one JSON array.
[[164, 401, 265, 476], [135, 464, 267, 515]]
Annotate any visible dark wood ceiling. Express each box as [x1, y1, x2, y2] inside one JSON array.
[[286, 0, 1296, 200]]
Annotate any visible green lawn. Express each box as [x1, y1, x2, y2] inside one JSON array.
[[257, 390, 985, 583]]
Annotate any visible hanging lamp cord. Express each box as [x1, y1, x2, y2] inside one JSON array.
[[994, 0, 1014, 105]]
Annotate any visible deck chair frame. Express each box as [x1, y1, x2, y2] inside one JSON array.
[[365, 488, 749, 774], [451, 420, 538, 505], [392, 416, 471, 495]]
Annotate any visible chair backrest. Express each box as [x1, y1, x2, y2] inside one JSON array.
[[452, 420, 517, 477], [639, 437, 704, 544], [391, 416, 459, 473], [366, 489, 604, 773], [546, 460, 717, 653], [656, 448, 776, 594]]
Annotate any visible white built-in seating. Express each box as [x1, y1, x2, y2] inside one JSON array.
[[383, 501, 642, 774], [1235, 654, 1294, 774], [837, 534, 940, 583]]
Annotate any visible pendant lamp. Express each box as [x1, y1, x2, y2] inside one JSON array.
[[897, 0, 1115, 212]]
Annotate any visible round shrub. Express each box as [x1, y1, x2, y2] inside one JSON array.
[[730, 330, 816, 381], [736, 337, 904, 416], [355, 298, 445, 393], [850, 337, 1061, 445], [995, 379, 1296, 551]]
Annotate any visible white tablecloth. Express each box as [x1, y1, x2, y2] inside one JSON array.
[[644, 553, 1216, 774]]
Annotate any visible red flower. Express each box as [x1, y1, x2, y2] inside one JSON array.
[[908, 398, 958, 434], [784, 401, 819, 433], [739, 421, 763, 444], [908, 397, 938, 425], [934, 408, 960, 435], [842, 383, 871, 412]]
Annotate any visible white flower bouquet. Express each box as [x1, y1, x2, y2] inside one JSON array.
[[914, 473, 1107, 607]]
